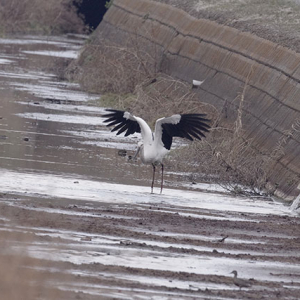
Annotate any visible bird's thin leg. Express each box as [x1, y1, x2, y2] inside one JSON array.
[[151, 164, 155, 194], [160, 163, 164, 194], [132, 145, 140, 161]]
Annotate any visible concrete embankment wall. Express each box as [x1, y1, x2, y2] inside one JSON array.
[[94, 0, 300, 200]]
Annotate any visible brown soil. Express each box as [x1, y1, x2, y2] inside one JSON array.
[[1, 193, 300, 299]]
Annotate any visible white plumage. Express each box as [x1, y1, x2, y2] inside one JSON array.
[[102, 109, 210, 193]]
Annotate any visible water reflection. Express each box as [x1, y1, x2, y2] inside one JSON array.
[[0, 36, 154, 188]]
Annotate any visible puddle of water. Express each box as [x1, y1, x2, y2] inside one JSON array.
[[2, 222, 300, 287], [0, 35, 83, 47], [291, 193, 300, 213], [22, 50, 79, 59], [17, 242, 300, 284], [5, 202, 139, 221], [0, 58, 14, 65], [26, 265, 235, 297], [156, 209, 259, 222], [81, 140, 138, 151], [56, 283, 210, 300], [107, 273, 235, 292], [28, 224, 300, 258], [62, 129, 139, 141], [0, 169, 291, 215], [119, 226, 268, 244], [0, 70, 56, 81], [17, 101, 105, 113], [11, 82, 98, 102], [15, 112, 104, 125], [59, 273, 236, 299]]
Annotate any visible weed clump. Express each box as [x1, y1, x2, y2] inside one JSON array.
[[66, 30, 161, 94], [0, 0, 86, 35], [70, 31, 299, 198]]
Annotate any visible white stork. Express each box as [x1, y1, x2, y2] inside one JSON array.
[[102, 109, 210, 193]]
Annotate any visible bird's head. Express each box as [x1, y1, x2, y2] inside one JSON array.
[[230, 270, 238, 276]]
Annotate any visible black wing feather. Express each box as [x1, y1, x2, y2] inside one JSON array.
[[161, 114, 210, 150], [102, 109, 141, 136]]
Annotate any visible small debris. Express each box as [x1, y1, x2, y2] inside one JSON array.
[[218, 235, 229, 243], [192, 79, 205, 88], [68, 204, 78, 209], [23, 137, 29, 141], [118, 149, 127, 157], [120, 240, 132, 246]]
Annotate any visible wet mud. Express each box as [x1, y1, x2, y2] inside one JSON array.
[[0, 36, 300, 299]]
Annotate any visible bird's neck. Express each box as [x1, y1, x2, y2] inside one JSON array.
[[134, 116, 153, 144]]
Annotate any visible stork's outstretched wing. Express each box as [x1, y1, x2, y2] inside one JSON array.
[[102, 109, 141, 136], [155, 114, 210, 150]]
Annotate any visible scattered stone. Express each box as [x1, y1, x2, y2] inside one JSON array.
[[81, 236, 92, 241], [118, 149, 127, 157]]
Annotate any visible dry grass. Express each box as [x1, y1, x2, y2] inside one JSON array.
[[71, 31, 298, 197], [193, 0, 300, 33], [66, 30, 161, 94], [169, 70, 273, 196], [132, 76, 217, 126], [0, 0, 86, 35], [171, 71, 300, 197], [68, 31, 215, 120], [173, 129, 272, 196]]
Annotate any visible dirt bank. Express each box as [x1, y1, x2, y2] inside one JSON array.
[[1, 191, 300, 299], [155, 0, 300, 53]]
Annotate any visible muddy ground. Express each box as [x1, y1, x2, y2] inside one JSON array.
[[0, 34, 300, 300], [1, 191, 300, 299]]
